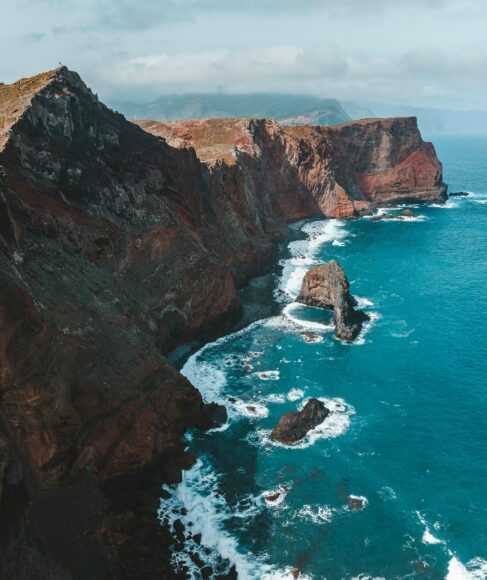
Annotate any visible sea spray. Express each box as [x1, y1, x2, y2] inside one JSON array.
[[161, 181, 487, 578]]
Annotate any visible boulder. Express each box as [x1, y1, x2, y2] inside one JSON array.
[[449, 191, 469, 197], [347, 496, 367, 510], [296, 260, 369, 341], [371, 208, 420, 221], [264, 492, 281, 502], [271, 398, 329, 444]]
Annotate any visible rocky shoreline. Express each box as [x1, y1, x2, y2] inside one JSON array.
[[0, 66, 447, 578]]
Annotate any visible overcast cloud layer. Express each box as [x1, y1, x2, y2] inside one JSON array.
[[3, 0, 487, 108]]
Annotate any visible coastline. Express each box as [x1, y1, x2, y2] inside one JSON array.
[[159, 216, 374, 578], [160, 197, 487, 579], [168, 219, 315, 371], [0, 67, 450, 579]]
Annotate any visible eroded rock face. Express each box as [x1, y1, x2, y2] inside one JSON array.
[[0, 67, 234, 579], [271, 398, 329, 444], [139, 116, 447, 219], [0, 66, 446, 578], [297, 260, 369, 341], [328, 118, 447, 207]]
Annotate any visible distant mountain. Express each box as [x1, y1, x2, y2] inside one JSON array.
[[109, 92, 487, 135], [110, 93, 351, 126], [364, 102, 487, 135], [341, 101, 375, 121]]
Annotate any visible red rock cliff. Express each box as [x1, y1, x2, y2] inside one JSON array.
[[138, 116, 446, 219], [0, 67, 447, 579]]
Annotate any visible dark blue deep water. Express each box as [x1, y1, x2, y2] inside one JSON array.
[[160, 136, 487, 579]]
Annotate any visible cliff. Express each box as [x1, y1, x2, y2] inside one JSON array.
[[138, 115, 446, 219], [0, 67, 447, 579]]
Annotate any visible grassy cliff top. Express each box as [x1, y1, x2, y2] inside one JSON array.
[[137, 118, 257, 163]]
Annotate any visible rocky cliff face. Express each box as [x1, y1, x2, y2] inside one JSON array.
[[138, 115, 447, 219], [0, 67, 447, 579], [327, 117, 447, 206]]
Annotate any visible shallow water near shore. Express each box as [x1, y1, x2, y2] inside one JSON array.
[[159, 136, 487, 579]]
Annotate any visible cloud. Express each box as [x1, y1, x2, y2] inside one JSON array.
[[50, 24, 96, 35], [103, 46, 347, 92], [8, 0, 487, 108], [26, 0, 486, 31], [96, 44, 487, 106], [22, 32, 47, 42], [95, 0, 479, 30]]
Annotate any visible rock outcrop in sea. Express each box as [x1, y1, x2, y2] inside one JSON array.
[[138, 116, 447, 219], [297, 260, 369, 341], [271, 398, 330, 444], [371, 208, 420, 221], [0, 66, 447, 578]]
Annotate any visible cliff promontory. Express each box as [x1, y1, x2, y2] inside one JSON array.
[[138, 115, 447, 218], [0, 67, 447, 579]]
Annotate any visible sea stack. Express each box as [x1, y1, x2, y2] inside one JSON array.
[[297, 260, 369, 341], [271, 398, 330, 444]]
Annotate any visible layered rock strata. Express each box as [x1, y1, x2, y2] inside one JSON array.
[[0, 66, 446, 578], [297, 260, 369, 341], [138, 116, 447, 218]]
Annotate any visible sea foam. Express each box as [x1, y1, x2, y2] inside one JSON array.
[[249, 396, 355, 450], [277, 219, 349, 302], [447, 555, 487, 579]]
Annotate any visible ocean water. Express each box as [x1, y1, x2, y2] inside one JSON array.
[[159, 136, 487, 579]]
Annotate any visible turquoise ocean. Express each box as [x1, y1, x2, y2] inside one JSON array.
[[159, 136, 487, 579]]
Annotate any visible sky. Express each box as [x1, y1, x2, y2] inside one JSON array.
[[2, 0, 487, 109]]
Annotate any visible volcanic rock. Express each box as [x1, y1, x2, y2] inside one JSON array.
[[139, 116, 447, 219], [301, 331, 321, 343], [271, 398, 330, 444], [371, 208, 420, 221], [297, 260, 369, 341], [0, 66, 446, 578], [348, 496, 367, 510]]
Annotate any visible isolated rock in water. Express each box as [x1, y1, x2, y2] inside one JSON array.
[[348, 495, 367, 510], [449, 191, 469, 197], [371, 208, 420, 221], [301, 331, 321, 343], [396, 209, 420, 218], [296, 260, 369, 341], [271, 398, 330, 444]]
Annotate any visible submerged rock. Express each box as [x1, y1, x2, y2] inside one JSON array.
[[300, 331, 322, 343], [347, 495, 367, 510], [371, 208, 420, 221], [449, 191, 469, 197], [271, 398, 330, 444], [296, 260, 369, 341]]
